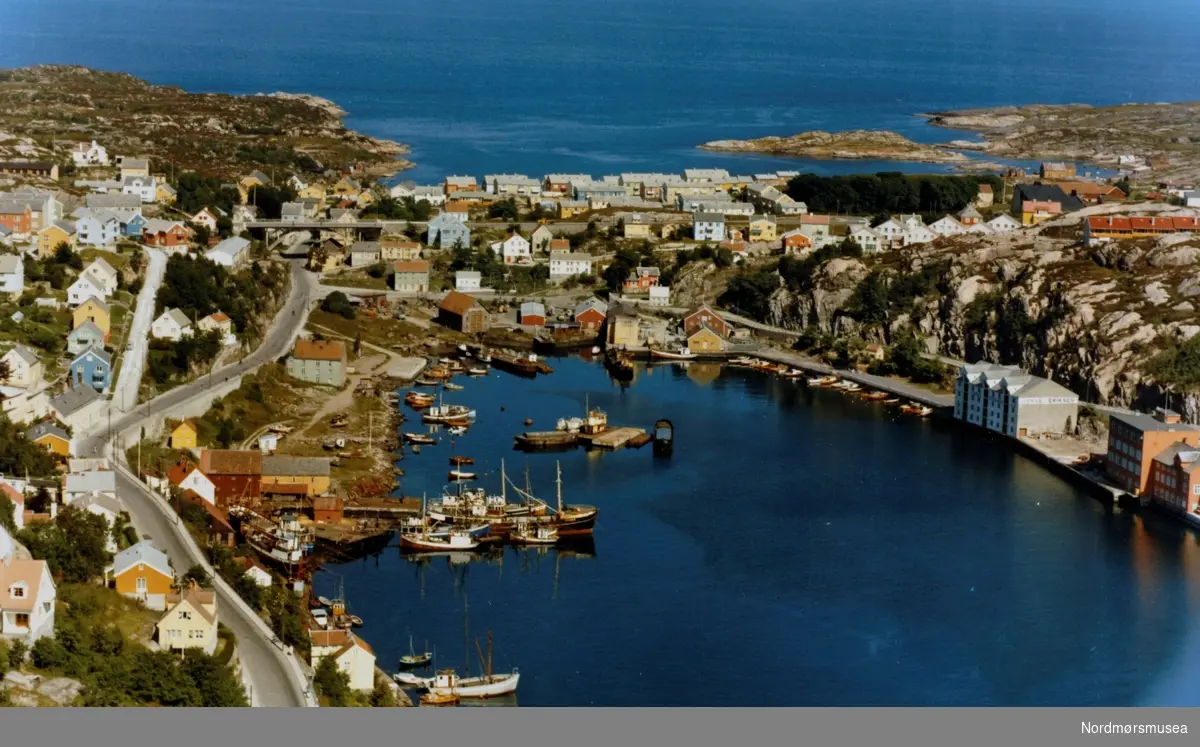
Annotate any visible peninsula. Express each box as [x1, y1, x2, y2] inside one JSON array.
[[698, 129, 968, 164], [926, 101, 1200, 182], [0, 65, 412, 180]]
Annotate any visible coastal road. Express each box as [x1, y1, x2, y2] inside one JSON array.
[[113, 247, 166, 413], [76, 258, 318, 707]]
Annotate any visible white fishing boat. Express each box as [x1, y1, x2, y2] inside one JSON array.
[[448, 425, 468, 436], [396, 632, 519, 698], [510, 521, 558, 545], [650, 346, 697, 361], [448, 469, 477, 481], [400, 527, 481, 552], [467, 367, 489, 376], [444, 382, 465, 391]]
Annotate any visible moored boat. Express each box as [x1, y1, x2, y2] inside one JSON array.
[[900, 404, 934, 417], [400, 527, 481, 552], [404, 432, 437, 445], [444, 382, 465, 391], [816, 375, 839, 386], [467, 367, 489, 376], [649, 346, 697, 361], [419, 692, 459, 707], [449, 456, 475, 466], [449, 469, 477, 481], [400, 635, 433, 669], [510, 521, 558, 545]]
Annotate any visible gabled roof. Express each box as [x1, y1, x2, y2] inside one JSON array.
[[50, 386, 103, 416], [519, 302, 546, 317], [84, 257, 117, 281], [1013, 183, 1084, 211], [66, 469, 115, 495], [119, 158, 149, 171], [74, 491, 125, 517], [692, 212, 725, 222], [439, 290, 482, 316], [0, 559, 49, 612], [4, 344, 38, 367], [77, 295, 110, 313], [261, 455, 331, 477], [292, 339, 345, 362], [392, 260, 429, 273], [70, 345, 112, 367], [199, 449, 262, 476], [163, 585, 217, 625], [157, 308, 192, 329], [575, 297, 608, 318], [349, 240, 381, 254], [24, 420, 69, 444]]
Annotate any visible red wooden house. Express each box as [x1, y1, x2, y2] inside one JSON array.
[[574, 297, 608, 331], [199, 449, 262, 509], [683, 303, 730, 339]]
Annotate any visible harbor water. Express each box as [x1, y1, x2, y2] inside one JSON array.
[[317, 358, 1200, 706]]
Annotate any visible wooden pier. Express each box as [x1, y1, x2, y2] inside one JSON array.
[[577, 426, 651, 451]]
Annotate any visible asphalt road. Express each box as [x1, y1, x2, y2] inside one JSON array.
[[77, 258, 318, 707], [112, 247, 165, 413]]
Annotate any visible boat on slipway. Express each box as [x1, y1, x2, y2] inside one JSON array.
[[236, 511, 315, 570]]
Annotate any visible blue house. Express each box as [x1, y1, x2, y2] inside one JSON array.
[[426, 213, 470, 250], [67, 321, 106, 356], [122, 212, 147, 238], [69, 345, 112, 392]]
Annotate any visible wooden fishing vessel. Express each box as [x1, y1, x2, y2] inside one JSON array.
[[238, 511, 315, 570], [513, 431, 577, 451], [414, 377, 439, 387], [510, 521, 558, 545], [396, 632, 519, 699], [449, 456, 475, 466], [419, 692, 459, 707], [404, 432, 437, 445], [467, 367, 489, 376], [860, 391, 888, 400], [400, 527, 481, 552], [815, 375, 839, 386], [423, 403, 477, 424], [426, 365, 453, 380], [777, 368, 806, 379], [405, 391, 436, 407]]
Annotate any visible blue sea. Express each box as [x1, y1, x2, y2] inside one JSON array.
[[4, 0, 1200, 182]]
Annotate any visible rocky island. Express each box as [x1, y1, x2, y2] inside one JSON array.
[[0, 65, 412, 180], [926, 102, 1200, 182], [698, 129, 968, 164]]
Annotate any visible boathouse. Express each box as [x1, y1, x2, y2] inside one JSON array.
[[682, 303, 730, 339], [574, 297, 608, 331], [519, 302, 546, 327], [687, 324, 726, 354], [438, 290, 488, 334]]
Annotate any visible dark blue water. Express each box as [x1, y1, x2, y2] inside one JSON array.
[[5, 0, 1200, 180], [313, 359, 1200, 705]]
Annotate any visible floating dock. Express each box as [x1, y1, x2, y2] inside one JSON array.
[[577, 427, 651, 451]]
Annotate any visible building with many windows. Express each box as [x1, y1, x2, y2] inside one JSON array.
[[1105, 409, 1200, 496], [953, 361, 1079, 438]]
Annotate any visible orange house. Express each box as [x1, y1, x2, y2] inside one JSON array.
[[1105, 408, 1200, 496], [108, 540, 175, 611], [0, 203, 32, 236]]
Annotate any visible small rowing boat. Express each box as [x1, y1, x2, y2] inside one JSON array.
[[449, 456, 476, 466], [900, 404, 934, 417], [404, 433, 437, 445], [448, 469, 477, 481], [444, 382, 465, 391], [467, 367, 489, 376]]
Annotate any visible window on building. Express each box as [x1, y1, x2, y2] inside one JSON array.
[[14, 612, 29, 628], [179, 610, 192, 620], [11, 585, 25, 598]]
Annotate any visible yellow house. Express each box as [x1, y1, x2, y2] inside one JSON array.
[[299, 183, 327, 201], [687, 325, 726, 354], [27, 421, 70, 456], [623, 218, 652, 240], [749, 215, 777, 242], [169, 420, 198, 450], [38, 222, 77, 258], [261, 455, 332, 497], [156, 583, 218, 654], [236, 171, 270, 204], [333, 176, 361, 196], [558, 201, 588, 219], [73, 297, 111, 339], [156, 182, 177, 204], [355, 190, 376, 207]]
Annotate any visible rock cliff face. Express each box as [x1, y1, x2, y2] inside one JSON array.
[[699, 130, 967, 163], [758, 205, 1200, 409]]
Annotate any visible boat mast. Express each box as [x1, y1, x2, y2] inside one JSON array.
[[500, 459, 506, 502], [556, 461, 563, 514]]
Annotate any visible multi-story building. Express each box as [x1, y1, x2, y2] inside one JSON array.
[[287, 339, 347, 387], [692, 212, 725, 242], [1105, 409, 1200, 496], [953, 361, 1079, 438], [1148, 442, 1200, 517]]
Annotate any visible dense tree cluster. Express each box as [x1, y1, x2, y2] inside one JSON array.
[[321, 291, 356, 319], [28, 584, 246, 706], [1146, 334, 1200, 390], [844, 260, 953, 327], [147, 329, 223, 386], [157, 254, 285, 342], [245, 185, 298, 220], [360, 195, 433, 221], [0, 414, 59, 477], [785, 172, 1002, 216], [175, 173, 241, 217], [17, 507, 112, 583]]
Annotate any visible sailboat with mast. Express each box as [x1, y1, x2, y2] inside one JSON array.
[[400, 493, 485, 552], [395, 631, 520, 698], [399, 634, 433, 669]]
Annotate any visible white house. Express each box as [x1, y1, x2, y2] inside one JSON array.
[[692, 212, 725, 242], [121, 175, 158, 204], [65, 469, 117, 504], [987, 214, 1022, 234], [243, 561, 273, 588], [191, 208, 220, 233], [82, 257, 119, 296], [873, 218, 906, 247], [67, 275, 106, 306], [258, 432, 279, 455], [0, 528, 57, 644], [0, 254, 23, 296], [204, 236, 251, 268], [490, 233, 532, 265], [311, 629, 376, 692], [903, 224, 936, 245], [176, 467, 216, 505], [2, 345, 42, 390], [928, 215, 966, 237], [152, 308, 194, 341], [75, 211, 120, 247], [530, 225, 554, 253], [71, 140, 109, 167], [548, 250, 593, 279], [455, 270, 482, 292], [198, 312, 236, 346], [649, 285, 671, 307], [849, 226, 884, 254]]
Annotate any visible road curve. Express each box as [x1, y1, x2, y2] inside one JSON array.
[[77, 258, 318, 707]]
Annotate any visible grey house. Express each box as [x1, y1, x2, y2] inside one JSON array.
[[68, 320, 105, 356], [426, 213, 470, 250], [348, 241, 382, 268]]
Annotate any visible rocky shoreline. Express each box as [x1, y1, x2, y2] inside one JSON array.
[[924, 102, 1200, 181], [0, 65, 413, 181], [698, 129, 968, 164]]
